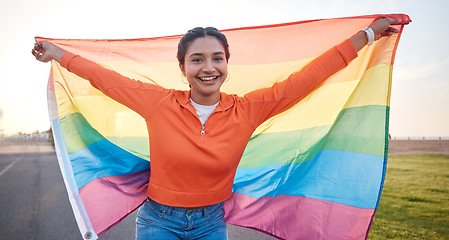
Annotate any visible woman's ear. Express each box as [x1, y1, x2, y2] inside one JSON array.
[[179, 63, 186, 76]]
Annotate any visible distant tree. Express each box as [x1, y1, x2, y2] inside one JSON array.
[[47, 127, 54, 144]]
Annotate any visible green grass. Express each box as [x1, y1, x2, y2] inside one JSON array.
[[368, 154, 449, 240]]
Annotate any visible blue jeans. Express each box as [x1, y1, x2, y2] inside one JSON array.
[[136, 198, 228, 240]]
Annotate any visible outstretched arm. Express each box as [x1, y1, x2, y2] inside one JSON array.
[[32, 40, 67, 63], [31, 39, 167, 119], [240, 17, 403, 127], [350, 17, 402, 51]]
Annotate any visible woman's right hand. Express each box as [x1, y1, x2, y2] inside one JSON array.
[[31, 40, 66, 63]]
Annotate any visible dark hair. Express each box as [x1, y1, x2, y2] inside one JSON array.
[[177, 27, 230, 66]]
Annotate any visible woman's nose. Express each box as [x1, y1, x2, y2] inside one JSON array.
[[202, 60, 215, 72]]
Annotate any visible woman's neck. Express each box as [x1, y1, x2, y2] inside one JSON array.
[[189, 92, 221, 106]]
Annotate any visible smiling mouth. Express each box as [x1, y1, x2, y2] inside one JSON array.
[[198, 76, 219, 82]]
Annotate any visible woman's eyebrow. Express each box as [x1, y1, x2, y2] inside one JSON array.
[[189, 53, 203, 58], [189, 51, 224, 58]]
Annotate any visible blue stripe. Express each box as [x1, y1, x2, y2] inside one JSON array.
[[233, 150, 384, 209], [52, 118, 79, 194], [69, 139, 151, 189]]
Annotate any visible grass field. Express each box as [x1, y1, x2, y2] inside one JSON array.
[[368, 154, 449, 239]]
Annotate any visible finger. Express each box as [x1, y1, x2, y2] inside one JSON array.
[[33, 51, 41, 60], [33, 42, 44, 52], [388, 18, 402, 25], [32, 50, 41, 60], [32, 47, 41, 56], [34, 38, 42, 47], [31, 48, 39, 57], [383, 31, 394, 37], [31, 48, 45, 61], [388, 26, 400, 33], [35, 38, 42, 48]]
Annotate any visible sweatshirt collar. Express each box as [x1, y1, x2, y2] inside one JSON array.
[[174, 90, 235, 112]]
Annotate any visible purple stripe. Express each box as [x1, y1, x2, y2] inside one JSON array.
[[79, 169, 150, 235], [224, 193, 375, 240]]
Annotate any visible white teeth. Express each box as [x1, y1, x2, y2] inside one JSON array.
[[199, 76, 217, 81]]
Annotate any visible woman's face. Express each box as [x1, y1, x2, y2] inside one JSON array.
[[180, 36, 228, 105]]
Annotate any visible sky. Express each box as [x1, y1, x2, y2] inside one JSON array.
[[0, 0, 448, 138]]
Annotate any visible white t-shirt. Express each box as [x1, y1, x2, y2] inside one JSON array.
[[190, 99, 219, 125]]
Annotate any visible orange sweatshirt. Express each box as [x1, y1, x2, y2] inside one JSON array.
[[60, 39, 357, 207]]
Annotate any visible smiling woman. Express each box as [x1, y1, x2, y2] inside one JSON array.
[[31, 16, 404, 240], [181, 35, 229, 105]]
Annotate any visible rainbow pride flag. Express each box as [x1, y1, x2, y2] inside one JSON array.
[[40, 14, 410, 240]]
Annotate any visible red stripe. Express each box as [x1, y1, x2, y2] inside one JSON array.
[[224, 193, 375, 240], [35, 14, 410, 65], [79, 170, 149, 236]]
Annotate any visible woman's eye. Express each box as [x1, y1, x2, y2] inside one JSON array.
[[191, 58, 202, 62], [214, 57, 224, 61]]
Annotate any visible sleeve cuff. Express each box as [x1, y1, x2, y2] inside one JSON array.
[[336, 39, 358, 65], [59, 52, 77, 69]]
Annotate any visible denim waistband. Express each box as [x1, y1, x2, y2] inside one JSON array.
[[146, 198, 223, 218]]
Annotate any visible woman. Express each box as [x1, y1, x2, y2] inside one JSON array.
[[32, 17, 401, 240]]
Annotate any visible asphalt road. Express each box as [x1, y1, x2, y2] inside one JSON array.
[[0, 147, 276, 240]]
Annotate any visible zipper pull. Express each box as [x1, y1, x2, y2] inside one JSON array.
[[201, 125, 205, 136], [201, 125, 205, 143]]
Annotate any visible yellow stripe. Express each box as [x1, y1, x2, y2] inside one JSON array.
[[54, 84, 147, 137], [55, 42, 390, 98], [54, 86, 78, 117], [103, 55, 372, 95], [343, 64, 392, 109], [55, 56, 391, 136], [73, 96, 147, 137], [53, 59, 315, 97], [222, 59, 313, 95], [253, 64, 391, 135], [100, 44, 391, 96], [253, 80, 357, 134], [56, 64, 391, 136], [103, 61, 187, 90], [53, 62, 103, 97], [98, 59, 315, 95]]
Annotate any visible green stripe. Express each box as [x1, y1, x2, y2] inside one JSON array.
[[321, 105, 388, 155], [239, 105, 388, 168], [60, 112, 104, 153], [384, 106, 390, 158], [106, 136, 150, 159], [60, 113, 150, 158], [62, 105, 387, 166], [241, 125, 330, 168]]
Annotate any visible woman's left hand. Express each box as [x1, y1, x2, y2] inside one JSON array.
[[350, 17, 402, 51], [368, 18, 402, 40]]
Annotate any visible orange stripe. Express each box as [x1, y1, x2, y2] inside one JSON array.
[[52, 35, 398, 98], [37, 14, 408, 65]]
